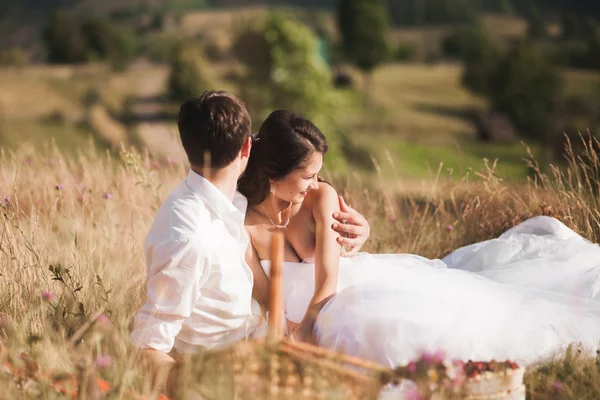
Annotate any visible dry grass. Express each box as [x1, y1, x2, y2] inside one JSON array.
[[0, 134, 600, 398]]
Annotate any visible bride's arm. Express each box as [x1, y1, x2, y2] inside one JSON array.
[[244, 231, 270, 314], [293, 183, 341, 342]]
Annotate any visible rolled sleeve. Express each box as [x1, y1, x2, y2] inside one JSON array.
[[131, 238, 208, 352]]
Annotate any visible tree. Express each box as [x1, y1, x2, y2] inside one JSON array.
[[167, 44, 211, 102], [233, 13, 345, 169], [442, 23, 489, 62], [525, 6, 547, 39], [338, 0, 389, 86], [233, 13, 334, 120], [82, 17, 136, 70], [488, 40, 562, 140], [44, 10, 88, 63], [460, 29, 501, 96]]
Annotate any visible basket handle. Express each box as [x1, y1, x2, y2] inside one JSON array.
[[268, 232, 284, 341]]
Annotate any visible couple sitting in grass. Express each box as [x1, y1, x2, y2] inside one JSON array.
[[131, 90, 600, 391]]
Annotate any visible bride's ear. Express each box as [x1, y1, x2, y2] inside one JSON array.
[[240, 136, 252, 158]]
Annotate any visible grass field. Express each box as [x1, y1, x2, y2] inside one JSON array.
[[1, 136, 600, 398]]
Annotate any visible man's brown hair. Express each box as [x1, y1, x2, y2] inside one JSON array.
[[178, 91, 252, 168]]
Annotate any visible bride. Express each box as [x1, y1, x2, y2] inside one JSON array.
[[237, 110, 600, 368]]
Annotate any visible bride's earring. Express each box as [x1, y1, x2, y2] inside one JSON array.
[[270, 184, 275, 194]]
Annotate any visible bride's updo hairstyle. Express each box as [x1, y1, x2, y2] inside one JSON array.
[[238, 110, 328, 206]]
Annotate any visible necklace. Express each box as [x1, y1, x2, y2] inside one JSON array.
[[260, 204, 290, 229]]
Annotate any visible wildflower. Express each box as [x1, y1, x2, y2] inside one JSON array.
[[96, 314, 111, 327], [407, 361, 417, 374], [94, 355, 112, 368], [1, 196, 8, 206], [103, 192, 112, 200], [446, 224, 454, 232], [422, 351, 434, 365], [428, 368, 439, 383], [404, 387, 422, 400], [552, 381, 565, 391], [433, 350, 446, 363], [54, 184, 64, 191], [41, 290, 56, 302]]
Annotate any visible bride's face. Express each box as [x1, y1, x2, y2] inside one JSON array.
[[273, 152, 323, 204]]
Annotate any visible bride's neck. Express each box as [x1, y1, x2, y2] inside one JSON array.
[[258, 194, 293, 221]]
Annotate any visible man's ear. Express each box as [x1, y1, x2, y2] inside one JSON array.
[[240, 136, 252, 159]]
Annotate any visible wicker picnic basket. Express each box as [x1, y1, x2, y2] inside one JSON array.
[[191, 233, 395, 400]]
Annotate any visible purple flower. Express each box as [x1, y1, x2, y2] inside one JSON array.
[[102, 192, 112, 200], [54, 184, 64, 191], [96, 314, 110, 327], [1, 196, 8, 205], [433, 350, 446, 363], [422, 351, 434, 365], [552, 381, 565, 391], [405, 387, 422, 400], [94, 355, 112, 368], [446, 224, 454, 232], [41, 290, 56, 302], [407, 361, 417, 374]]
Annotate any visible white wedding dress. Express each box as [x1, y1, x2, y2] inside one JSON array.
[[259, 217, 600, 367]]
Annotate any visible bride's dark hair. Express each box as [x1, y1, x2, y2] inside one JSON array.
[[238, 110, 328, 206]]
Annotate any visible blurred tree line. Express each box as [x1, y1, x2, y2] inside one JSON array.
[[43, 10, 137, 70]]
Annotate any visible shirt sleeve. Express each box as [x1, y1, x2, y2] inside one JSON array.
[[130, 237, 209, 353]]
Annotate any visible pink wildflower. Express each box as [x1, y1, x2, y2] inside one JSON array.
[[1, 196, 8, 205], [422, 351, 434, 365], [94, 355, 112, 368], [433, 350, 446, 362], [103, 192, 112, 200], [405, 387, 423, 400], [54, 184, 64, 191], [41, 290, 56, 302], [446, 224, 454, 232], [552, 381, 565, 391], [96, 314, 110, 327], [407, 361, 417, 374]]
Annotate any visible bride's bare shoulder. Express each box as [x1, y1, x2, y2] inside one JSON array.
[[307, 183, 339, 215]]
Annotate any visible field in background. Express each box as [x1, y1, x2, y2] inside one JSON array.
[[1, 7, 599, 184]]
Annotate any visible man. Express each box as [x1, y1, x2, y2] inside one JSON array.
[[130, 91, 370, 391]]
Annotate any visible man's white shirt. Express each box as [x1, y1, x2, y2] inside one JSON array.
[[131, 170, 264, 354]]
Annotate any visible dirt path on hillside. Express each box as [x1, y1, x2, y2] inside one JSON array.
[[130, 62, 187, 163]]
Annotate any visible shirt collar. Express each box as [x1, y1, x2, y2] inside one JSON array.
[[185, 170, 247, 224]]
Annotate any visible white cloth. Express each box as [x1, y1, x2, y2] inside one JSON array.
[[260, 217, 600, 367], [131, 170, 264, 354]]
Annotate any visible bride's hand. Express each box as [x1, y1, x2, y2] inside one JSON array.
[[332, 196, 370, 257], [285, 319, 299, 336]]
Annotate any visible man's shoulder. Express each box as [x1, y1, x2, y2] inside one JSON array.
[[147, 182, 211, 243]]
